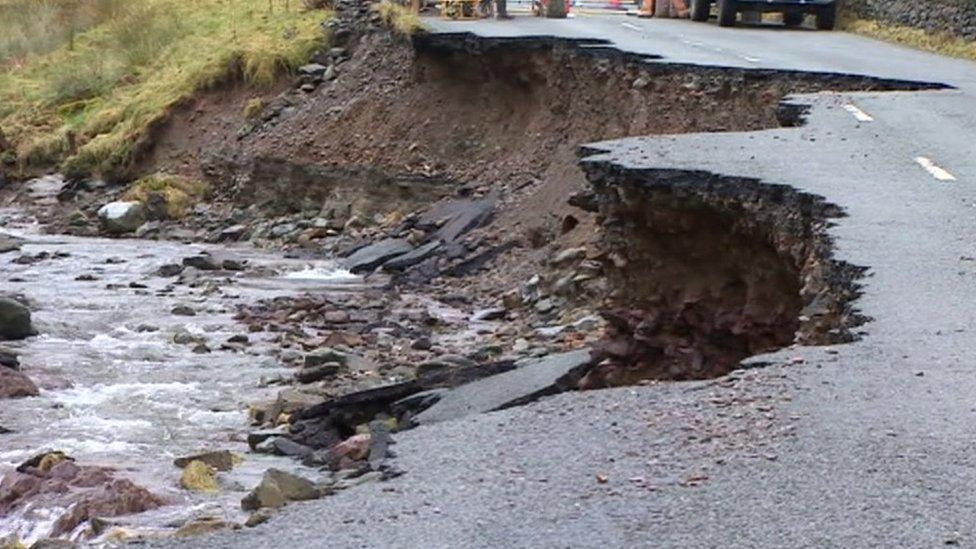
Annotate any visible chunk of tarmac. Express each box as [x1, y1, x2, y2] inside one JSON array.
[[413, 349, 595, 425]]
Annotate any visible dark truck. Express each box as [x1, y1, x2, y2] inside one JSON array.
[[689, 0, 837, 30]]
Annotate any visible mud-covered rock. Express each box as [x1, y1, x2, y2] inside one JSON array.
[[0, 367, 38, 399], [174, 450, 237, 472], [241, 469, 319, 511], [0, 298, 35, 340]]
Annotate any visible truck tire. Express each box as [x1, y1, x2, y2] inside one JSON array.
[[816, 2, 837, 30], [690, 0, 710, 21], [717, 0, 737, 27], [783, 11, 804, 27]]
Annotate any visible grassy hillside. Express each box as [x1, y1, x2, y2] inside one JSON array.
[[0, 0, 329, 181], [840, 14, 976, 63]]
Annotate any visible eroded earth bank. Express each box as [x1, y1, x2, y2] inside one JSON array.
[[0, 0, 941, 546]]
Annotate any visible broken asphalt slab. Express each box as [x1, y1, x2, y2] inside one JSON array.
[[341, 238, 413, 274], [413, 349, 595, 425]]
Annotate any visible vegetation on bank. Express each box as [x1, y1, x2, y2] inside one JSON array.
[[123, 172, 210, 218], [0, 0, 330, 181], [839, 15, 976, 62], [375, 1, 424, 36]]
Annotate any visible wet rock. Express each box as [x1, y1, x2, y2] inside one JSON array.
[[67, 209, 90, 228], [0, 347, 19, 369], [391, 389, 446, 419], [414, 350, 595, 425], [419, 192, 497, 244], [241, 469, 319, 511], [218, 224, 248, 242], [179, 460, 219, 493], [268, 437, 314, 458], [134, 221, 162, 239], [0, 367, 39, 399], [97, 201, 146, 234], [0, 235, 21, 254], [171, 304, 197, 316], [173, 330, 205, 346], [383, 240, 442, 271], [304, 348, 348, 368], [0, 298, 35, 340], [192, 344, 211, 354], [247, 429, 287, 450], [0, 458, 164, 537], [296, 363, 341, 384], [17, 451, 72, 474], [174, 450, 237, 472], [221, 258, 246, 271], [157, 263, 184, 277], [342, 238, 413, 274], [416, 354, 475, 378], [182, 254, 220, 271], [326, 434, 371, 470], [175, 516, 236, 537]]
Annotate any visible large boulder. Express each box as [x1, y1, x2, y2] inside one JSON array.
[[0, 457, 164, 537], [241, 469, 319, 511], [0, 367, 38, 399], [97, 201, 146, 234], [0, 298, 35, 340]]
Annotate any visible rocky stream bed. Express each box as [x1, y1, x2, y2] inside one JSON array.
[[0, 206, 373, 544]]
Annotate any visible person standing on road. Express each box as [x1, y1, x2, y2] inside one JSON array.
[[495, 0, 508, 18]]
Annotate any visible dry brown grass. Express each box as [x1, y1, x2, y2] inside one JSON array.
[[376, 1, 425, 36], [840, 14, 976, 62], [122, 172, 210, 218]]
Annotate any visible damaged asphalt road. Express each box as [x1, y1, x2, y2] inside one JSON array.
[[153, 16, 976, 549]]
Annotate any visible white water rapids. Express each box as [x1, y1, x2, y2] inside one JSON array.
[[0, 209, 362, 545]]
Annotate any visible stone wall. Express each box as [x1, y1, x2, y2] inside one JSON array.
[[843, 0, 976, 40]]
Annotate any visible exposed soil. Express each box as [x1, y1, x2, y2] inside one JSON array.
[[131, 17, 930, 332], [54, 3, 936, 387], [0, 1, 949, 543], [579, 166, 867, 385]]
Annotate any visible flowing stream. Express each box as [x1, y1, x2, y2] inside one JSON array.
[[0, 206, 361, 544]]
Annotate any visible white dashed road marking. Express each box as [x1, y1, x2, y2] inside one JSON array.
[[915, 157, 957, 182], [843, 104, 874, 122], [743, 56, 760, 63], [621, 22, 641, 31]]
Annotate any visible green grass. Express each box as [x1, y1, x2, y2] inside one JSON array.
[[0, 0, 126, 65], [840, 14, 976, 63], [0, 0, 330, 181], [123, 172, 210, 218], [375, 1, 425, 37]]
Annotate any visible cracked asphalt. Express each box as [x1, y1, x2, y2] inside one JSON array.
[[153, 15, 976, 549]]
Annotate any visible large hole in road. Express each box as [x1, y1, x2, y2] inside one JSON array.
[[577, 167, 868, 387], [187, 30, 941, 449]]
